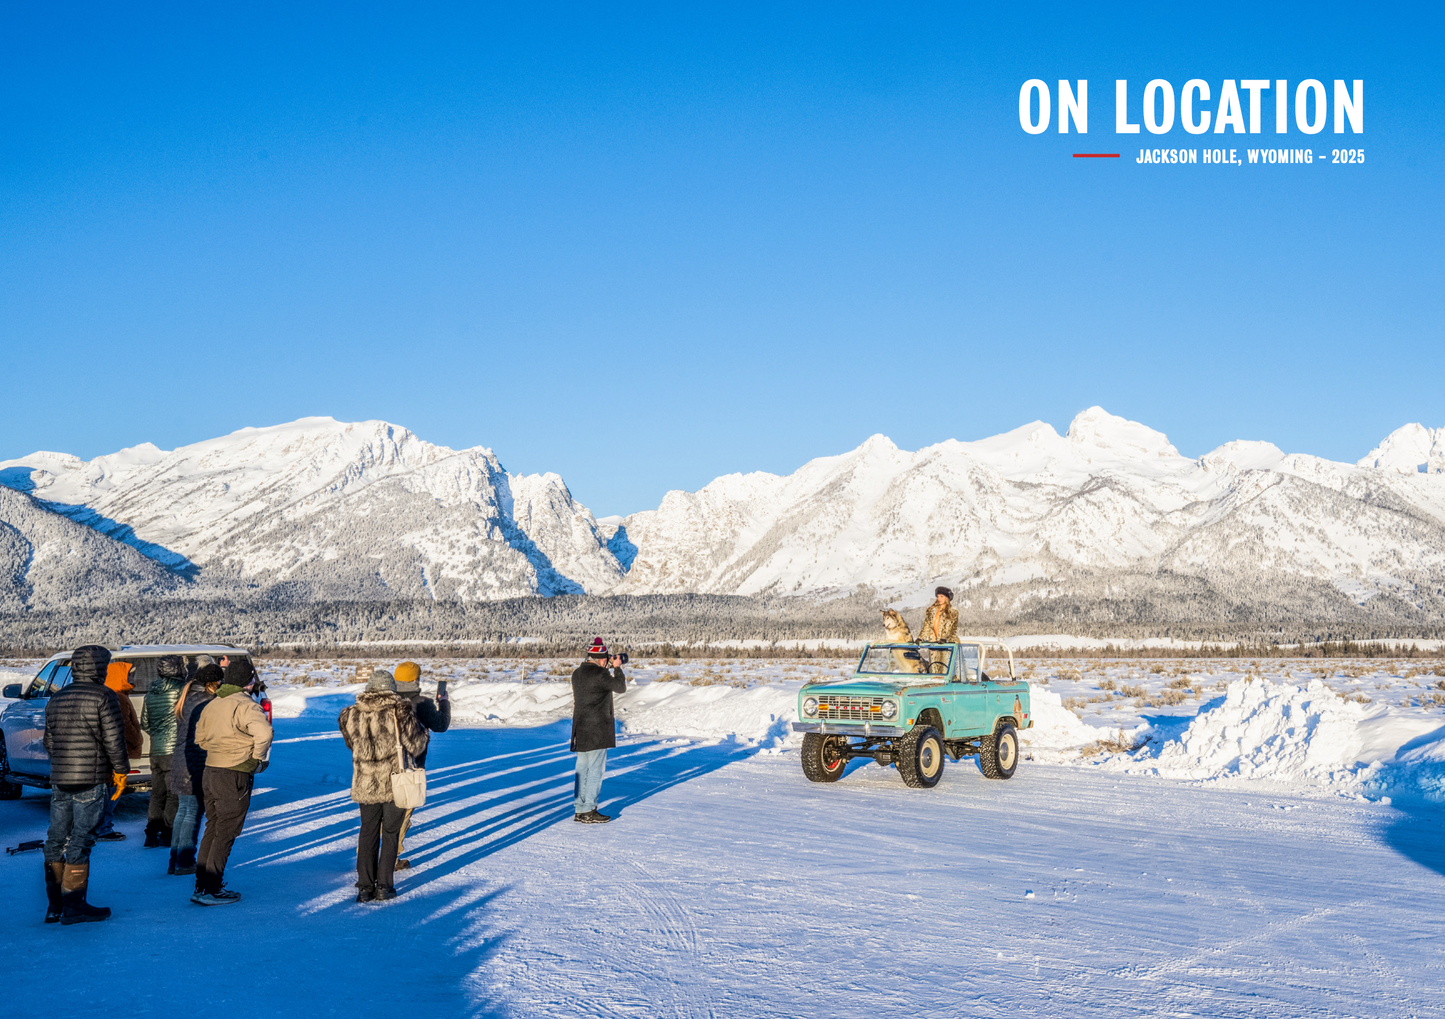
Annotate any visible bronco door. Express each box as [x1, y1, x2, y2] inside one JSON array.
[[947, 644, 990, 737]]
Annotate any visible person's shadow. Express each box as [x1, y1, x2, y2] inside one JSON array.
[[238, 696, 755, 898]]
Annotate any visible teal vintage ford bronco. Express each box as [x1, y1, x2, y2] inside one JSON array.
[[791, 638, 1032, 788]]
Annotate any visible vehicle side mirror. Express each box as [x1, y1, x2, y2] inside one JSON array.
[[2, 684, 20, 699]]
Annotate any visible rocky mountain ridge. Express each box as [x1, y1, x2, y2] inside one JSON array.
[[1, 410, 1443, 625]]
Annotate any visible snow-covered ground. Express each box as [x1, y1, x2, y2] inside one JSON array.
[[4, 655, 1445, 1016]]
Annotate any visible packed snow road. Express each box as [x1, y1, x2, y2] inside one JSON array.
[[3, 696, 1443, 1019]]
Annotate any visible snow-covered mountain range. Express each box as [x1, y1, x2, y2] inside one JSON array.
[[2, 409, 1443, 619], [0, 418, 625, 606]]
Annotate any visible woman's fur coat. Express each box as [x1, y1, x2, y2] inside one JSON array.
[[338, 691, 431, 804]]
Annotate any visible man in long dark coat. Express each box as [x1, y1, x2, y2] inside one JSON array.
[[570, 638, 627, 823]]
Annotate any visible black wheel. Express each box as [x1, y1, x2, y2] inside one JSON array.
[[801, 733, 848, 783], [980, 721, 1019, 780], [0, 745, 21, 799], [896, 726, 945, 788]]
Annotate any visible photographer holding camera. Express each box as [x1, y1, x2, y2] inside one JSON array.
[[570, 638, 628, 823]]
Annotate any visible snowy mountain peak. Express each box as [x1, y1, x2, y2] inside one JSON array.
[[1199, 440, 1288, 474], [1066, 407, 1180, 461], [1359, 423, 1445, 475]]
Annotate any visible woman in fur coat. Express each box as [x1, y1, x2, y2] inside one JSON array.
[[338, 669, 429, 902], [918, 586, 960, 673]]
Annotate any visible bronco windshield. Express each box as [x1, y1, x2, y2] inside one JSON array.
[[855, 644, 954, 677]]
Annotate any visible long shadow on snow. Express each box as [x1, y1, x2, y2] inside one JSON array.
[[240, 710, 753, 901]]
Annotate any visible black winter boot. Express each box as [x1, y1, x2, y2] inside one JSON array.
[[44, 861, 64, 923], [143, 823, 164, 849], [174, 848, 196, 876], [59, 863, 111, 925], [167, 849, 178, 874]]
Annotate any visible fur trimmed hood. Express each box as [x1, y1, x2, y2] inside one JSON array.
[[338, 691, 430, 804]]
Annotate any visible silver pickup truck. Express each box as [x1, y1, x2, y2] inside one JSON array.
[[0, 644, 255, 799]]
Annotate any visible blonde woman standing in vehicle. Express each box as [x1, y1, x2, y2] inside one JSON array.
[[918, 586, 959, 673]]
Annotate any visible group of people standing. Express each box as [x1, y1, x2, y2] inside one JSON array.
[[38, 638, 629, 922], [40, 646, 273, 923]]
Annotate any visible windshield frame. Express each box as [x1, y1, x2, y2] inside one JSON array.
[[852, 642, 956, 679]]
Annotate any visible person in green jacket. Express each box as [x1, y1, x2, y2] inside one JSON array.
[[139, 655, 186, 849]]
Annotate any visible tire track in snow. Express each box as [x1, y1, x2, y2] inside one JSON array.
[[623, 859, 718, 1019], [1118, 901, 1364, 982]]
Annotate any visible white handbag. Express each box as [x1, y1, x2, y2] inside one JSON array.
[[389, 711, 427, 809]]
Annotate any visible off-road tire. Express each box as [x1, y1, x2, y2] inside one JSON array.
[[896, 725, 945, 788], [980, 721, 1019, 780], [801, 733, 848, 783]]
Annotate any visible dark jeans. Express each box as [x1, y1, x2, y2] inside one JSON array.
[[356, 801, 406, 891], [44, 783, 108, 864], [97, 781, 118, 834], [147, 755, 178, 830], [197, 767, 253, 894]]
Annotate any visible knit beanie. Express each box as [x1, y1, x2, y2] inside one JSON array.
[[587, 637, 609, 658], [393, 661, 421, 694], [223, 658, 257, 688], [365, 668, 396, 693], [194, 663, 224, 686], [157, 655, 184, 678]]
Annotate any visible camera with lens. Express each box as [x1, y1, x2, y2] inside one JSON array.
[[613, 652, 630, 666]]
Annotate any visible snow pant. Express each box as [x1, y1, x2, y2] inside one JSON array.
[[573, 748, 608, 814], [171, 794, 202, 852], [196, 767, 253, 894], [147, 755, 178, 833], [44, 783, 107, 864], [356, 801, 406, 891]]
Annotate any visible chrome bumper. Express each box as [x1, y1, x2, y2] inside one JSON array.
[[791, 721, 908, 737]]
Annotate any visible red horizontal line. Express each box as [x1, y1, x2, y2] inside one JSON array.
[[1073, 153, 1120, 158]]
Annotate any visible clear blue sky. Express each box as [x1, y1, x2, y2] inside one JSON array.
[[2, 3, 1440, 516]]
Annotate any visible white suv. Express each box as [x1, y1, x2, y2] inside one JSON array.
[[0, 644, 256, 799]]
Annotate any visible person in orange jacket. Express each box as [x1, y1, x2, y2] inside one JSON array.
[[95, 662, 144, 841]]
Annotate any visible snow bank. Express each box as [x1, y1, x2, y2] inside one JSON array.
[[1374, 724, 1445, 801], [269, 679, 802, 747], [1106, 678, 1441, 795], [1019, 687, 1101, 760]]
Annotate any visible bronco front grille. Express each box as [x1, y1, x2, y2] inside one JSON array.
[[817, 695, 890, 721]]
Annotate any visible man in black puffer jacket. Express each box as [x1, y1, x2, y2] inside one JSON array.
[[42, 645, 130, 925]]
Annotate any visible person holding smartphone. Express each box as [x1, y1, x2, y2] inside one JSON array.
[[569, 639, 627, 824], [390, 661, 449, 869]]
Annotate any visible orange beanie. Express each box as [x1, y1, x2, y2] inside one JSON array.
[[393, 661, 421, 686]]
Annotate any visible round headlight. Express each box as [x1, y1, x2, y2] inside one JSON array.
[[803, 697, 818, 717], [881, 700, 897, 719]]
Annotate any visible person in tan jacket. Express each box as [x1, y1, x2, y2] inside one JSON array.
[[191, 659, 272, 906], [918, 586, 959, 673]]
